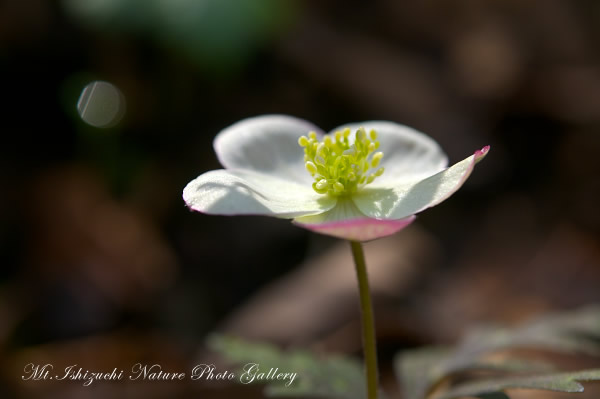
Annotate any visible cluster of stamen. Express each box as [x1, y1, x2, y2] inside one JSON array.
[[298, 127, 385, 196]]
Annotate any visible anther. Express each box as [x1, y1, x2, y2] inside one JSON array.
[[356, 127, 366, 141], [316, 143, 327, 157], [313, 182, 328, 194], [305, 161, 317, 174], [298, 136, 309, 147], [316, 179, 328, 190], [333, 181, 345, 193], [299, 127, 385, 196], [371, 152, 383, 168]]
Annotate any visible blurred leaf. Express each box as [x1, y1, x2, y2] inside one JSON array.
[[62, 0, 297, 74], [396, 346, 451, 399], [456, 305, 600, 356], [437, 369, 600, 399], [476, 393, 510, 399], [396, 347, 552, 399], [396, 305, 600, 399], [208, 335, 376, 399]]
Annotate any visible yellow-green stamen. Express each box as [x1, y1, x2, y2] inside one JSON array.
[[298, 127, 385, 196]]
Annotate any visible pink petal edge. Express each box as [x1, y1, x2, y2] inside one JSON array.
[[475, 145, 490, 161], [425, 145, 490, 210], [293, 215, 416, 242]]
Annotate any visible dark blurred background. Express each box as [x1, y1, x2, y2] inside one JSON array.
[[2, 0, 600, 398]]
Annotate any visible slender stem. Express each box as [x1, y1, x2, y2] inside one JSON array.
[[350, 240, 378, 399]]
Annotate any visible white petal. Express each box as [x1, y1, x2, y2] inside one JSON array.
[[352, 146, 490, 219], [293, 197, 367, 224], [329, 121, 448, 183], [183, 169, 336, 218], [293, 198, 415, 241], [295, 215, 415, 242], [214, 115, 325, 184]]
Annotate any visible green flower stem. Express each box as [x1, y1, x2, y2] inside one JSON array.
[[350, 240, 379, 399]]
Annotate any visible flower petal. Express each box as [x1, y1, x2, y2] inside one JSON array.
[[352, 146, 490, 219], [293, 198, 416, 241], [183, 169, 336, 218], [214, 115, 325, 183], [329, 121, 448, 183], [295, 217, 416, 242]]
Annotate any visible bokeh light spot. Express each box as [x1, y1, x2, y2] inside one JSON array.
[[77, 81, 125, 128]]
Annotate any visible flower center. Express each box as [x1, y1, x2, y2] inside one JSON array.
[[298, 127, 385, 196]]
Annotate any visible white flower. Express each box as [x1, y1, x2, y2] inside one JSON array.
[[183, 115, 489, 241]]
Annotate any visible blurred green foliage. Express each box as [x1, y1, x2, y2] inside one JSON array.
[[397, 306, 600, 399], [209, 335, 370, 398], [62, 0, 297, 74]]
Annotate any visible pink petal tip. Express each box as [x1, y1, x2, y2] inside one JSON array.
[[294, 216, 416, 242], [475, 145, 490, 161]]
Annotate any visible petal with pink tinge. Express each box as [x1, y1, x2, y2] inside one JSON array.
[[293, 197, 415, 241], [294, 216, 416, 242], [352, 146, 490, 220]]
